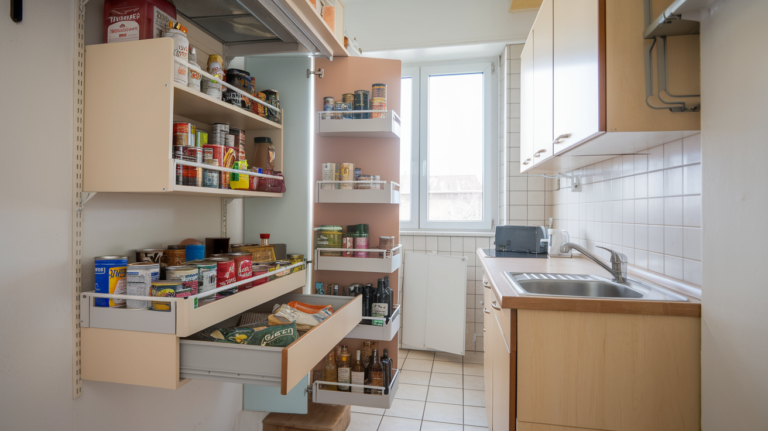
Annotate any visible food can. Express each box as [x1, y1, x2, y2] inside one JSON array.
[[287, 254, 305, 273], [342, 236, 354, 257], [263, 89, 281, 123], [354, 235, 369, 258], [202, 77, 222, 100], [225, 134, 235, 147], [372, 97, 387, 119], [209, 257, 237, 297], [321, 163, 338, 190], [254, 92, 267, 117], [333, 101, 345, 119], [230, 160, 249, 190], [354, 90, 370, 119], [378, 236, 396, 258], [342, 93, 355, 105], [339, 163, 354, 189], [252, 263, 269, 287], [164, 245, 186, 267], [226, 68, 251, 110], [354, 168, 362, 180], [274, 260, 292, 278], [186, 244, 205, 261], [94, 256, 128, 307], [372, 83, 387, 99], [203, 159, 219, 188], [135, 249, 164, 265], [164, 27, 189, 86], [207, 55, 225, 80], [188, 47, 201, 91], [150, 280, 180, 312], [374, 175, 382, 190], [166, 265, 199, 295], [315, 225, 342, 256], [323, 96, 335, 111], [204, 144, 235, 189], [229, 252, 253, 290], [356, 174, 374, 189], [181, 146, 202, 187], [126, 262, 159, 309], [212, 123, 229, 146], [186, 260, 217, 296], [196, 131, 208, 148], [173, 122, 196, 147], [223, 87, 242, 108]]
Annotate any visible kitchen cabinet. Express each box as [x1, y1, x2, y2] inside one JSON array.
[[491, 306, 512, 431], [520, 0, 700, 174], [483, 278, 495, 430]]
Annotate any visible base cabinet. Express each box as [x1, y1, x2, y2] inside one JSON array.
[[518, 423, 604, 431], [491, 311, 511, 431], [483, 283, 495, 430]]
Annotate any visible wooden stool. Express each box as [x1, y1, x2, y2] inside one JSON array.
[[262, 401, 351, 431]]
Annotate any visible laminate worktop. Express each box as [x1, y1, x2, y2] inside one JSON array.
[[476, 249, 701, 317]]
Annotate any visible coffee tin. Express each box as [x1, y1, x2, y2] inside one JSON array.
[[166, 265, 199, 296], [150, 280, 181, 312], [186, 260, 217, 295], [126, 262, 159, 309], [94, 256, 128, 307], [339, 163, 354, 190], [229, 252, 253, 290], [209, 257, 237, 297]]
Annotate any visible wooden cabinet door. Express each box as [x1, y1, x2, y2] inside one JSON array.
[[532, 0, 554, 165], [492, 312, 511, 431], [483, 283, 495, 430], [520, 32, 535, 172], [552, 0, 605, 154]]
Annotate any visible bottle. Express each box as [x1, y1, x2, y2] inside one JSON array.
[[322, 350, 337, 391], [337, 346, 351, 392], [369, 348, 384, 395], [260, 233, 270, 246], [380, 349, 393, 394], [384, 276, 394, 319], [361, 284, 373, 325], [351, 350, 366, 394], [371, 279, 390, 326]]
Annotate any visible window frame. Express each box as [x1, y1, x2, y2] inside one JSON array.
[[400, 61, 496, 231]]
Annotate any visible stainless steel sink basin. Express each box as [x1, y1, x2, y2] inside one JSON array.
[[503, 272, 689, 301]]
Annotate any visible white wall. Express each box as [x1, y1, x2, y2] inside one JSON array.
[[700, 0, 768, 429], [344, 0, 536, 52]]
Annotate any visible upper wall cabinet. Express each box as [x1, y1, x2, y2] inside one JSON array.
[[520, 0, 701, 174]]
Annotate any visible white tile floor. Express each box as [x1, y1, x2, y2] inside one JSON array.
[[348, 350, 488, 431]]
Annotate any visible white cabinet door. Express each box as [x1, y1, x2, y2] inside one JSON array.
[[552, 0, 605, 154], [520, 33, 535, 172], [483, 280, 495, 431], [402, 253, 468, 355], [491, 312, 511, 431], [532, 0, 554, 165]]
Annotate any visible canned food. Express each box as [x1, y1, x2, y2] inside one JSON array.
[[209, 257, 237, 297], [164, 26, 189, 86], [254, 92, 267, 117], [135, 249, 164, 264], [173, 122, 196, 147], [274, 260, 292, 278], [126, 262, 159, 309], [315, 225, 342, 256], [166, 265, 199, 295], [356, 174, 374, 189], [372, 97, 387, 119], [252, 263, 269, 287], [212, 123, 229, 146], [188, 47, 201, 91], [180, 146, 202, 187], [94, 256, 128, 307], [287, 254, 305, 273], [164, 246, 186, 267], [229, 252, 253, 290], [339, 163, 354, 190], [263, 89, 281, 123], [323, 96, 335, 111], [203, 159, 219, 188], [204, 144, 235, 189], [372, 83, 387, 99], [196, 131, 208, 147], [226, 69, 251, 110], [342, 93, 355, 105], [223, 88, 241, 108], [202, 77, 222, 100], [186, 261, 217, 296], [354, 90, 370, 119], [150, 280, 180, 312]]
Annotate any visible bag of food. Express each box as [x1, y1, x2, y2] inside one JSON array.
[[194, 321, 298, 347], [287, 300, 334, 314], [269, 303, 333, 331]]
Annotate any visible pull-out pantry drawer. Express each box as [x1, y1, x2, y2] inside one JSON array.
[[82, 293, 362, 395]]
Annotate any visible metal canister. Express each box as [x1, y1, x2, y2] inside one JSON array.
[[186, 260, 217, 296], [195, 131, 208, 148], [203, 159, 219, 188], [229, 252, 253, 291], [164, 245, 186, 267], [166, 265, 199, 296], [94, 256, 128, 308], [372, 83, 387, 99], [356, 174, 374, 189], [252, 263, 269, 287], [354, 90, 370, 119], [187, 47, 201, 91], [339, 163, 354, 190], [226, 69, 251, 110], [173, 122, 196, 147], [150, 280, 180, 312], [135, 249, 164, 265], [263, 89, 281, 123], [209, 257, 237, 297], [274, 260, 292, 278], [179, 146, 202, 187], [223, 88, 242, 108], [255, 92, 267, 117], [164, 26, 189, 86], [212, 123, 229, 146], [287, 254, 305, 274], [372, 97, 387, 119], [315, 225, 342, 257], [202, 77, 222, 100], [321, 163, 338, 190], [126, 262, 159, 309], [342, 93, 355, 105], [334, 101, 345, 119]]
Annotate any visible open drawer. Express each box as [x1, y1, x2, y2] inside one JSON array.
[[82, 293, 362, 395], [312, 369, 401, 409], [346, 305, 401, 341]]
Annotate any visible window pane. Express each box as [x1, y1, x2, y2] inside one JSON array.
[[427, 73, 484, 221], [399, 77, 413, 221]]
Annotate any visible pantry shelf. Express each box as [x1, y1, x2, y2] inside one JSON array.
[[316, 181, 400, 204], [313, 369, 400, 409], [174, 83, 282, 131], [314, 245, 403, 273], [315, 110, 401, 138], [346, 305, 401, 341]]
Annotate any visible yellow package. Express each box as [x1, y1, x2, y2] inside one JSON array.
[[230, 160, 249, 189]]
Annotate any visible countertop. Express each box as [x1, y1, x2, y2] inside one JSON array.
[[476, 249, 701, 317]]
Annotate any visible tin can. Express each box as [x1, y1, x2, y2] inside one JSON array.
[[356, 174, 374, 189], [164, 27, 189, 86], [374, 175, 382, 190], [173, 122, 196, 147], [186, 244, 205, 261], [249, 167, 263, 191], [230, 160, 249, 190], [203, 159, 219, 188], [209, 257, 237, 297], [372, 83, 387, 99], [287, 254, 305, 273], [252, 263, 269, 287], [135, 249, 164, 265], [164, 245, 186, 267], [315, 225, 343, 257], [223, 88, 241, 108], [202, 77, 222, 100], [166, 265, 199, 296], [354, 168, 362, 180], [255, 92, 267, 117], [150, 280, 180, 312], [372, 97, 387, 119], [188, 47, 201, 91], [181, 147, 202, 187], [342, 93, 355, 105], [196, 131, 208, 147], [321, 163, 338, 189], [354, 90, 370, 119], [126, 262, 159, 309], [94, 256, 128, 307], [212, 123, 229, 146], [263, 89, 281, 123], [354, 236, 369, 258], [226, 69, 251, 110], [339, 163, 354, 189], [340, 102, 354, 119], [342, 236, 354, 257], [186, 260, 217, 296], [229, 252, 253, 290], [204, 144, 235, 189], [274, 260, 292, 278]]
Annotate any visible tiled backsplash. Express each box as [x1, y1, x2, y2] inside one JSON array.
[[398, 234, 492, 352], [552, 133, 703, 286]]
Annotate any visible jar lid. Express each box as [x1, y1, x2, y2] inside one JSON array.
[[260, 233, 271, 239], [167, 245, 185, 250], [315, 225, 342, 231], [254, 137, 272, 144], [226, 68, 249, 77]]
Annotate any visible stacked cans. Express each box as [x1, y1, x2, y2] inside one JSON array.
[[354, 90, 370, 119], [173, 122, 205, 187], [372, 83, 387, 119]]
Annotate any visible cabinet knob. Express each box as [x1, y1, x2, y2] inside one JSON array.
[[491, 300, 502, 311], [483, 308, 491, 314], [523, 158, 532, 165], [534, 149, 547, 157], [553, 133, 572, 145]]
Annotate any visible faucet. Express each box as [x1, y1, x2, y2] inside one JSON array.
[[560, 243, 628, 283]]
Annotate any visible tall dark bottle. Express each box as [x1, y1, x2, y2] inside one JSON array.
[[384, 276, 394, 320], [371, 278, 391, 326], [361, 283, 373, 325], [380, 348, 393, 394]]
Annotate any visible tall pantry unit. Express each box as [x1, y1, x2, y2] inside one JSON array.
[[78, 35, 404, 416]]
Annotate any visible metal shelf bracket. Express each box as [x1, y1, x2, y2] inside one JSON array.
[[77, 192, 97, 212]]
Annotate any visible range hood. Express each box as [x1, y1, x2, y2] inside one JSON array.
[[174, 0, 335, 59]]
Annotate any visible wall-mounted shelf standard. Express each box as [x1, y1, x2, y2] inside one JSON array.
[[346, 305, 401, 341], [316, 181, 400, 204], [313, 369, 400, 409], [316, 110, 401, 138], [314, 245, 403, 273]]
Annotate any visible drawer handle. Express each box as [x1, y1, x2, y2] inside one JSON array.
[[522, 158, 531, 165], [553, 133, 572, 145], [483, 308, 491, 314], [534, 149, 547, 157], [483, 282, 491, 289], [491, 300, 502, 311]]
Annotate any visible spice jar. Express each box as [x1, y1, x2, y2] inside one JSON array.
[[353, 224, 369, 258], [260, 233, 270, 246]]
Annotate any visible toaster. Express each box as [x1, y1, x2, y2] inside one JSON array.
[[493, 225, 549, 254]]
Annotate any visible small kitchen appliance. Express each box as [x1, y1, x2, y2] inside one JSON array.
[[546, 229, 572, 258], [482, 225, 549, 258]]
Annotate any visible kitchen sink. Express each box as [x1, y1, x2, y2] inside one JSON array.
[[503, 272, 689, 301]]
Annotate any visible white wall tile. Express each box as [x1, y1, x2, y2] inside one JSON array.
[[623, 224, 635, 248], [438, 236, 451, 252], [528, 176, 545, 190], [509, 206, 527, 220], [683, 259, 702, 285], [402, 236, 414, 251], [683, 134, 701, 165], [649, 225, 664, 253], [509, 176, 527, 191], [622, 176, 635, 199], [649, 252, 664, 273], [647, 145, 664, 171], [622, 155, 635, 176], [649, 171, 664, 197], [425, 236, 438, 252], [664, 226, 683, 257], [635, 199, 648, 224], [664, 197, 683, 226], [509, 191, 527, 205], [648, 198, 664, 225], [684, 165, 702, 195], [528, 191, 545, 205], [634, 154, 648, 174], [664, 139, 683, 168], [664, 255, 683, 279], [413, 235, 426, 251], [664, 168, 683, 196], [635, 250, 648, 269], [683, 227, 702, 261], [634, 173, 648, 198], [528, 206, 544, 220], [623, 200, 635, 223], [463, 237, 476, 252], [635, 225, 648, 251], [476, 237, 490, 249], [683, 195, 702, 227]]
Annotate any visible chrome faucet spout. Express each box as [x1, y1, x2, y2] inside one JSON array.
[[559, 242, 628, 283]]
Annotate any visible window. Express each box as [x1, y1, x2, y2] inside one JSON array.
[[400, 63, 495, 231]]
